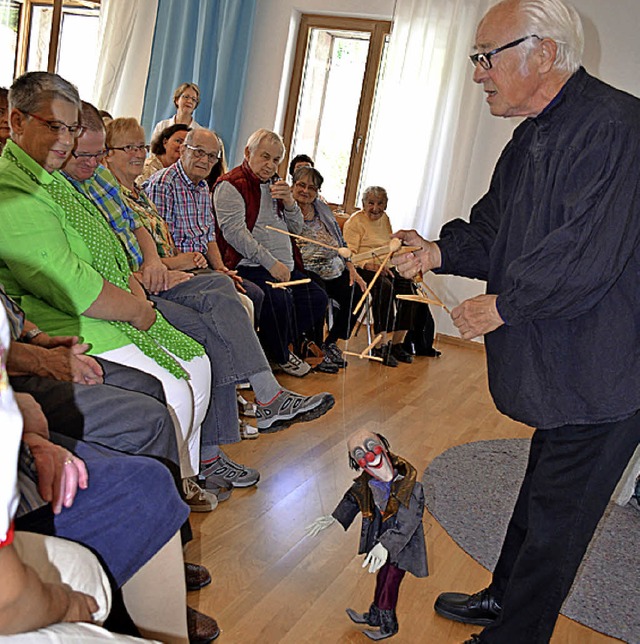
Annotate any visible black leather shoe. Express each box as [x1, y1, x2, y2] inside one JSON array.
[[434, 588, 501, 626], [185, 562, 211, 591], [391, 343, 413, 363], [463, 635, 483, 644], [346, 603, 381, 626], [187, 606, 220, 643]]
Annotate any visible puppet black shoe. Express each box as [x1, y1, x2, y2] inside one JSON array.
[[434, 588, 501, 626], [346, 604, 381, 626], [363, 609, 398, 640]]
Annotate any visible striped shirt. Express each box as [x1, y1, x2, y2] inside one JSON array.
[[143, 160, 215, 255]]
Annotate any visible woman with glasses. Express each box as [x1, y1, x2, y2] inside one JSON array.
[[151, 82, 202, 145], [137, 123, 191, 188], [291, 166, 366, 371]]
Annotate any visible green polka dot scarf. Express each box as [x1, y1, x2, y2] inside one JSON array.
[[6, 145, 204, 379]]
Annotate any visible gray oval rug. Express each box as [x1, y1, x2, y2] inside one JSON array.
[[422, 439, 639, 644]]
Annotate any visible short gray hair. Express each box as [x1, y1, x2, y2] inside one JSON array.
[[514, 0, 584, 73], [362, 186, 388, 206], [246, 128, 285, 156], [9, 71, 81, 114]]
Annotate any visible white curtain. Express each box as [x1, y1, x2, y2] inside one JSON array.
[[92, 0, 159, 119], [362, 0, 491, 238]]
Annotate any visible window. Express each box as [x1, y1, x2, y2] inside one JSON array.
[[282, 15, 391, 212], [0, 0, 100, 97]]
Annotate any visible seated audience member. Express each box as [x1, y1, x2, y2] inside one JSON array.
[[0, 88, 9, 153], [288, 153, 314, 180], [343, 186, 438, 366], [63, 110, 334, 456], [142, 124, 265, 317], [291, 166, 366, 371], [137, 123, 190, 187], [0, 304, 212, 644], [211, 129, 329, 377], [151, 82, 202, 144], [0, 72, 211, 498]]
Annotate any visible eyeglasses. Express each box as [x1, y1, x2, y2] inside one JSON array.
[[185, 144, 221, 162], [109, 144, 150, 155], [23, 111, 84, 137], [180, 95, 198, 102], [469, 34, 541, 70], [294, 181, 318, 193], [71, 149, 107, 161]]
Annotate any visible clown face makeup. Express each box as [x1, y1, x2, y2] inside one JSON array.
[[350, 434, 394, 482]]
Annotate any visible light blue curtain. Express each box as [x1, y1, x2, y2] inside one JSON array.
[[141, 0, 257, 165]]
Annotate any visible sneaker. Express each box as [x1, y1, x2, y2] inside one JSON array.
[[199, 473, 234, 502], [391, 343, 413, 364], [322, 341, 347, 368], [239, 419, 259, 439], [371, 342, 398, 367], [256, 389, 335, 433], [183, 477, 218, 513], [237, 392, 257, 417], [200, 452, 260, 488], [315, 356, 339, 374], [277, 351, 311, 377]]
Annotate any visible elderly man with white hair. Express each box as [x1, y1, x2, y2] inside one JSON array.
[[394, 0, 640, 642]]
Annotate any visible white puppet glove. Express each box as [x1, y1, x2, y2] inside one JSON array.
[[305, 515, 337, 537], [362, 542, 388, 574]]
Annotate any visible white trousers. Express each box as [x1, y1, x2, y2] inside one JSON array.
[[97, 345, 211, 478], [1, 532, 155, 643]]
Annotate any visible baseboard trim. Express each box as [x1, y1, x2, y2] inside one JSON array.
[[435, 333, 485, 351]]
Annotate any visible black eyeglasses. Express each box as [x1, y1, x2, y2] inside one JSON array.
[[23, 111, 84, 137], [469, 34, 541, 70], [185, 144, 221, 162], [71, 150, 107, 161], [109, 144, 150, 155]]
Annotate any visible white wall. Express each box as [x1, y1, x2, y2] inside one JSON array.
[[239, 0, 640, 340], [234, 0, 395, 164], [429, 0, 640, 338]]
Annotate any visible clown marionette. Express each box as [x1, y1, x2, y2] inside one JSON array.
[[306, 429, 428, 640]]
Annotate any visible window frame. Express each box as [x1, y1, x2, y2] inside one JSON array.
[[10, 0, 100, 77], [281, 14, 391, 213]]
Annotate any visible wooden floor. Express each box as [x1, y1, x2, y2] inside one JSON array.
[[186, 335, 620, 643]]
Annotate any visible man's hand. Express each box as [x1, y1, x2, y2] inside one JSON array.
[[22, 433, 89, 515], [269, 260, 291, 283], [270, 180, 295, 209], [171, 251, 208, 270], [29, 333, 77, 349], [392, 230, 442, 278], [165, 270, 194, 291], [138, 259, 169, 294], [451, 294, 504, 340], [216, 267, 247, 293]]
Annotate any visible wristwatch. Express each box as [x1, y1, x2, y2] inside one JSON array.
[[23, 327, 43, 341]]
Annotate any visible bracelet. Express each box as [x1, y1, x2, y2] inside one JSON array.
[[23, 327, 43, 341]]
